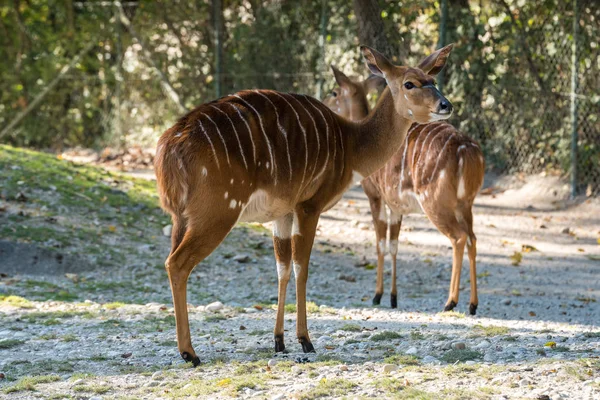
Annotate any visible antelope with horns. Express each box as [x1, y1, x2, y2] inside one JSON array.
[[154, 44, 454, 366], [325, 65, 484, 315]]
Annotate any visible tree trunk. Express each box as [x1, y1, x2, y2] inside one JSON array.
[[352, 0, 395, 57]]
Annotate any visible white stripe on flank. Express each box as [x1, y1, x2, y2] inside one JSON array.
[[271, 91, 308, 190], [399, 124, 421, 190], [197, 120, 220, 170], [228, 102, 257, 166], [210, 104, 248, 170], [428, 132, 455, 184], [293, 95, 320, 181], [304, 96, 330, 181], [255, 91, 293, 183], [201, 112, 230, 167], [321, 106, 338, 172], [416, 124, 450, 184], [233, 94, 276, 183]]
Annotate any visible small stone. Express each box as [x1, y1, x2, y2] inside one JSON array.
[[405, 347, 418, 355], [239, 325, 246, 331], [465, 360, 476, 365], [475, 340, 491, 349], [291, 366, 302, 375], [152, 371, 163, 380], [268, 359, 278, 368], [483, 353, 496, 362], [382, 364, 398, 374], [271, 394, 285, 400], [162, 224, 172, 237], [72, 379, 84, 386], [232, 254, 250, 263], [422, 356, 441, 365], [519, 378, 531, 387], [89, 397, 103, 400], [121, 352, 132, 358], [339, 365, 349, 372], [452, 342, 466, 350], [205, 301, 224, 312], [0, 372, 4, 380], [502, 299, 512, 305], [561, 227, 570, 234]]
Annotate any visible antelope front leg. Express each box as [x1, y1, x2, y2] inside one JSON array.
[[388, 215, 402, 309], [367, 196, 387, 305], [272, 214, 293, 353], [291, 208, 320, 353]]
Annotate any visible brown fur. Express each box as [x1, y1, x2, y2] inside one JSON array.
[[154, 45, 455, 365], [326, 68, 484, 314]]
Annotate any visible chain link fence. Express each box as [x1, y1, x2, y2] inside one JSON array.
[[1, 0, 597, 195]]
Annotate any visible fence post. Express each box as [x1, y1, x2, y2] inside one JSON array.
[[570, 0, 578, 198], [437, 0, 448, 93], [213, 0, 223, 98], [316, 0, 328, 100]]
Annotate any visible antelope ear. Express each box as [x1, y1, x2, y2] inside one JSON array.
[[417, 43, 454, 76], [330, 65, 352, 87], [360, 45, 394, 78], [362, 74, 387, 94]]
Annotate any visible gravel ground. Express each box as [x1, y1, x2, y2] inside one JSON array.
[[1, 172, 599, 400]]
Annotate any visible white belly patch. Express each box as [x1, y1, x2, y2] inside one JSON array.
[[238, 190, 290, 223]]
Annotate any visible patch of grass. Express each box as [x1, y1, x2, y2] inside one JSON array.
[[157, 339, 178, 347], [340, 323, 361, 332], [441, 349, 483, 363], [25, 310, 94, 322], [370, 331, 403, 341], [307, 301, 320, 314], [410, 330, 426, 340], [0, 339, 25, 349], [103, 302, 126, 310], [298, 378, 357, 399], [39, 334, 58, 340], [284, 303, 297, 313], [384, 354, 421, 366], [439, 311, 465, 318], [43, 318, 61, 326], [204, 314, 227, 322], [583, 332, 600, 338], [61, 334, 78, 342], [73, 384, 112, 394], [3, 375, 61, 394], [0, 295, 34, 308], [472, 324, 510, 337]]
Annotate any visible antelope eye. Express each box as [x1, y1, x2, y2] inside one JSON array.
[[404, 82, 415, 90], [332, 90, 338, 97]]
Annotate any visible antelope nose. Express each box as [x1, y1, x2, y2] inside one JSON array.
[[437, 99, 453, 115]]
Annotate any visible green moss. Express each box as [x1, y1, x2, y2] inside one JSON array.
[[0, 295, 34, 308], [0, 339, 25, 349], [384, 354, 421, 366], [73, 384, 112, 394], [3, 375, 61, 394], [103, 302, 126, 310], [472, 325, 510, 337], [297, 378, 357, 399], [371, 331, 403, 341], [340, 323, 361, 332], [204, 314, 227, 322], [441, 349, 483, 363]]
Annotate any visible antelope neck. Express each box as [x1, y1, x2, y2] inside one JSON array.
[[343, 88, 412, 177]]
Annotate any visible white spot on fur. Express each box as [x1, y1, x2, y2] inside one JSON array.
[[408, 109, 413, 116], [457, 175, 466, 199], [266, 162, 270, 169], [229, 199, 237, 208], [428, 112, 451, 122], [439, 169, 446, 180], [389, 240, 398, 255], [404, 94, 409, 100], [273, 215, 293, 239], [202, 167, 208, 177], [175, 132, 182, 138], [292, 260, 302, 277], [230, 178, 234, 185], [457, 145, 467, 153], [467, 237, 472, 246], [276, 262, 290, 279], [292, 212, 301, 236], [224, 192, 229, 199], [378, 239, 387, 254], [258, 161, 261, 166], [378, 205, 387, 222]]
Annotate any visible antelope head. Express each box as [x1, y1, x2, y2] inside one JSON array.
[[360, 44, 454, 123], [325, 66, 386, 121]]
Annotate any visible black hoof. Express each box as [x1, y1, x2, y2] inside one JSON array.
[[469, 303, 478, 315], [274, 335, 286, 353], [181, 352, 200, 367], [444, 300, 457, 312], [390, 294, 397, 309], [299, 337, 315, 353], [373, 293, 382, 306]]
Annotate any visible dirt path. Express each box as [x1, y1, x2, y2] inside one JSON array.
[[1, 171, 599, 399]]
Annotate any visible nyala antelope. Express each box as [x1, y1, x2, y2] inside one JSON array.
[[325, 64, 484, 315], [155, 44, 455, 366]]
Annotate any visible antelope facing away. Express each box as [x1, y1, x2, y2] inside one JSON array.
[[325, 66, 484, 315], [154, 44, 455, 366]]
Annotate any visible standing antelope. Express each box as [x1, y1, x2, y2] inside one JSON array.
[[154, 44, 455, 366], [325, 66, 484, 315]]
